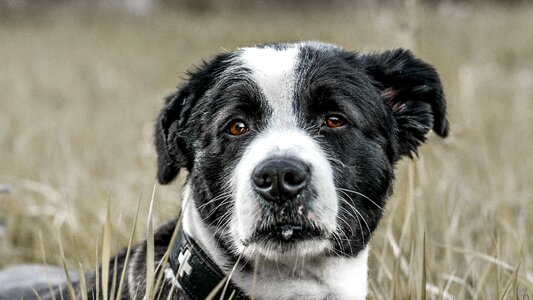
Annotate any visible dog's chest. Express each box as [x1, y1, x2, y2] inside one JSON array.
[[230, 250, 369, 300]]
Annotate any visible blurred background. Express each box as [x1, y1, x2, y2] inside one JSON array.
[[0, 0, 532, 298]]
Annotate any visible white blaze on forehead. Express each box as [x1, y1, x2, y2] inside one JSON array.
[[239, 46, 299, 127], [230, 45, 339, 260]]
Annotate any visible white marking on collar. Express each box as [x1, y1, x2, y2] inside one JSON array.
[[177, 248, 193, 278]]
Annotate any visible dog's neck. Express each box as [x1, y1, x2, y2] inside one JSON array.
[[180, 184, 369, 300]]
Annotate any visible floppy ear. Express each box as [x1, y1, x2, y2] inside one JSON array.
[[361, 49, 449, 158], [155, 52, 236, 184], [154, 87, 192, 184]]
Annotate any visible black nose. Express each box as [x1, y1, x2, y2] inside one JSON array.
[[252, 157, 310, 203]]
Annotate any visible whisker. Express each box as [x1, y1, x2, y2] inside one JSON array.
[[197, 191, 232, 211], [336, 213, 355, 238], [201, 196, 232, 221], [211, 210, 234, 235], [336, 206, 357, 237], [338, 194, 368, 245], [337, 187, 384, 211], [327, 157, 346, 168]]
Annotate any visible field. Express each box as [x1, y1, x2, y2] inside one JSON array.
[[1, 2, 532, 298]]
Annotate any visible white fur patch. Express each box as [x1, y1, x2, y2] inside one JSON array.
[[239, 46, 299, 128], [164, 267, 180, 288], [181, 183, 231, 269], [229, 45, 339, 260], [320, 246, 370, 300], [229, 246, 369, 300]]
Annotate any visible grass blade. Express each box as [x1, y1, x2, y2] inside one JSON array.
[[101, 200, 113, 300], [155, 214, 183, 300], [144, 184, 157, 300], [78, 262, 88, 300], [39, 231, 57, 300], [116, 192, 144, 298], [420, 233, 426, 300], [58, 232, 77, 300]]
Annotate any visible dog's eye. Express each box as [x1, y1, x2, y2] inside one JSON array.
[[227, 119, 249, 136], [324, 115, 346, 128]]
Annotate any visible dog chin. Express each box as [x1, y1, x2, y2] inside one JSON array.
[[242, 238, 331, 261]]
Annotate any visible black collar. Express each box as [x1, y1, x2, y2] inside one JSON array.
[[169, 228, 249, 300]]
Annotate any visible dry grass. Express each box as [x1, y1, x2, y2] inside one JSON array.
[[0, 2, 532, 299]]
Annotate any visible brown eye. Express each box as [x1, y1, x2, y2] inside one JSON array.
[[227, 120, 249, 136], [324, 115, 346, 128]]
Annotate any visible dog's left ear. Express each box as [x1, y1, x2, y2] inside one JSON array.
[[361, 49, 449, 158]]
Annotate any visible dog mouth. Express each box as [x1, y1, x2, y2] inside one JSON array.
[[242, 221, 326, 247], [240, 199, 330, 250]]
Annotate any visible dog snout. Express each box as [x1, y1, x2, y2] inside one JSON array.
[[252, 157, 310, 203]]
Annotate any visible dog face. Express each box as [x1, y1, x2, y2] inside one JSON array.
[[155, 42, 448, 262]]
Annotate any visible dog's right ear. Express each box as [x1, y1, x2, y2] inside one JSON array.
[[154, 87, 192, 184], [155, 51, 235, 184]]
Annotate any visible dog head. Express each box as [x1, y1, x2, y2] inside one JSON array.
[[155, 42, 448, 262]]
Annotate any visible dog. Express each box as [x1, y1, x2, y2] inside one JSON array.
[[5, 41, 448, 300]]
